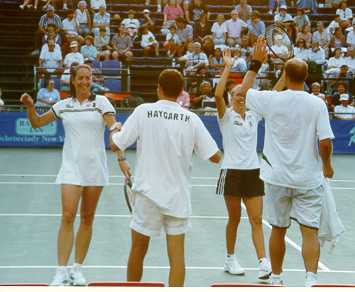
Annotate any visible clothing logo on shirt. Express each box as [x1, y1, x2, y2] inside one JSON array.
[[233, 120, 243, 126]]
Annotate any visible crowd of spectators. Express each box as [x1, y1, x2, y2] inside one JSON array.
[[25, 0, 355, 118]]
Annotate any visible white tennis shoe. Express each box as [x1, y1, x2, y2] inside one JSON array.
[[270, 273, 283, 285], [258, 257, 272, 280], [70, 263, 87, 286], [224, 254, 245, 275], [50, 266, 71, 286], [305, 271, 317, 287]]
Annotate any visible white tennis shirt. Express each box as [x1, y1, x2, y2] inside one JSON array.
[[112, 100, 219, 218], [246, 89, 334, 189], [218, 108, 260, 170], [52, 95, 115, 186]]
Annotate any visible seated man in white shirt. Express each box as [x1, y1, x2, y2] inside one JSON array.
[[346, 46, 355, 73], [184, 42, 209, 76], [334, 93, 355, 119], [309, 42, 326, 65], [64, 41, 84, 68], [325, 47, 347, 76], [39, 39, 63, 77], [274, 5, 293, 23]]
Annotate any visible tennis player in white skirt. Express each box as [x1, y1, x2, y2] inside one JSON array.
[[214, 47, 272, 281], [20, 64, 121, 286]]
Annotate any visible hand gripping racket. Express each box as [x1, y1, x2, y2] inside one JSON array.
[[265, 23, 294, 63]]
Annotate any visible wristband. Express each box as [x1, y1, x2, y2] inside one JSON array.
[[249, 60, 262, 73]]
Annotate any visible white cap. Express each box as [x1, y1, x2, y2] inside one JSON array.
[[339, 93, 349, 101], [280, 4, 287, 9], [143, 9, 150, 13]]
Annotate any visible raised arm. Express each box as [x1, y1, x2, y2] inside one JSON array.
[[214, 48, 234, 119], [20, 93, 56, 128]]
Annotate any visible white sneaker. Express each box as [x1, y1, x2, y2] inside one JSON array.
[[270, 273, 283, 285], [305, 272, 317, 287], [50, 267, 71, 286], [258, 257, 272, 280], [70, 263, 87, 286], [224, 255, 245, 275]]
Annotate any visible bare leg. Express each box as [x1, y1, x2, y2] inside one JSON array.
[[269, 226, 287, 274], [300, 225, 320, 273], [127, 229, 150, 281], [57, 184, 82, 266], [166, 234, 185, 287], [224, 195, 242, 255], [74, 186, 102, 264]]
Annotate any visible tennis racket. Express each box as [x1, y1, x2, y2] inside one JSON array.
[[123, 177, 135, 213], [265, 23, 294, 62]]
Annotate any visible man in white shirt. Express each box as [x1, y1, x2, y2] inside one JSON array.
[[334, 93, 355, 119], [232, 39, 334, 287], [225, 10, 247, 47], [39, 39, 63, 76], [312, 22, 331, 49], [274, 5, 293, 23], [111, 69, 221, 287], [184, 42, 209, 75], [346, 19, 355, 47], [64, 41, 84, 68], [309, 42, 326, 65]]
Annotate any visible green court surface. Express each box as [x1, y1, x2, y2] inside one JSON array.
[[0, 149, 354, 287]]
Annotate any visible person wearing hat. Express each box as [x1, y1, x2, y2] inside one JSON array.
[[38, 4, 62, 35], [184, 41, 208, 75], [64, 41, 84, 68], [311, 82, 326, 102], [121, 9, 140, 39], [112, 24, 134, 62], [334, 93, 355, 119], [140, 8, 156, 32], [75, 0, 92, 36], [274, 5, 293, 24], [225, 10, 247, 47], [92, 5, 110, 38], [80, 35, 97, 62]]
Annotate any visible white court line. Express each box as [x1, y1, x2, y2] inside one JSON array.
[[0, 265, 353, 274], [0, 181, 354, 191], [0, 174, 355, 183], [0, 213, 241, 220]]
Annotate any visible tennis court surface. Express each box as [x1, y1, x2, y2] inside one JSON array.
[[0, 148, 354, 287]]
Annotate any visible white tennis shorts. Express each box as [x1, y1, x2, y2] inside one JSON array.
[[130, 193, 191, 237], [264, 183, 324, 229]]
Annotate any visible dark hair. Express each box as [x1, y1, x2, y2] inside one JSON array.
[[69, 64, 92, 97], [158, 69, 184, 98], [285, 59, 308, 83]]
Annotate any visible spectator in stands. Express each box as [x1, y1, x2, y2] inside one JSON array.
[[38, 5, 62, 35], [332, 81, 351, 106], [164, 24, 181, 57], [80, 35, 97, 61], [64, 41, 84, 68], [90, 0, 106, 13], [184, 41, 208, 76], [296, 24, 312, 48], [294, 38, 310, 61], [336, 0, 353, 29], [225, 10, 247, 47], [296, 0, 317, 13], [309, 41, 326, 65], [334, 93, 355, 119], [36, 78, 60, 108], [274, 5, 293, 23], [187, 0, 209, 23], [194, 13, 211, 42], [75, 0, 92, 36], [234, 0, 252, 22], [175, 17, 194, 55], [94, 27, 111, 60], [330, 27, 347, 48], [140, 9, 155, 32], [231, 46, 248, 72], [92, 5, 110, 37], [43, 23, 62, 45], [268, 0, 286, 15], [346, 18, 355, 47], [209, 47, 225, 75], [62, 10, 82, 43], [247, 11, 265, 44], [39, 39, 63, 78], [202, 35, 216, 58], [326, 48, 346, 74], [294, 8, 310, 32], [346, 47, 355, 73], [327, 15, 341, 35], [191, 80, 214, 108], [145, 0, 164, 13], [163, 0, 184, 25], [311, 82, 327, 102], [121, 9, 140, 40], [312, 21, 331, 51], [212, 14, 227, 48], [140, 25, 160, 57], [111, 24, 133, 62], [0, 88, 5, 111]]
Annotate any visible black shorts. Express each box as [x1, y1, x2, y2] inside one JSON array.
[[216, 169, 264, 197]]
